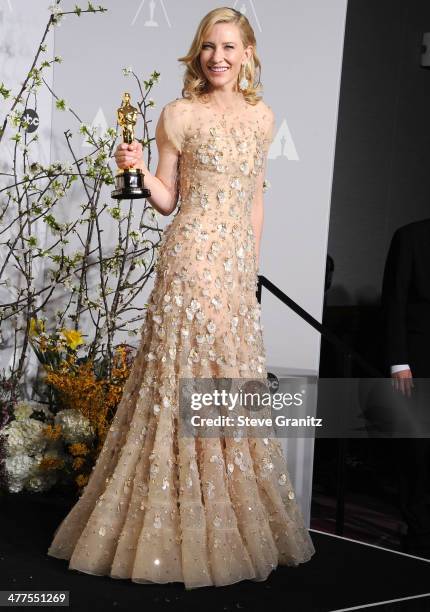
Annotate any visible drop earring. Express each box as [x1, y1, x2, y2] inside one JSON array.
[[239, 63, 249, 91]]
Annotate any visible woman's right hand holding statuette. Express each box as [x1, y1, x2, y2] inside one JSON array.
[[114, 140, 147, 173]]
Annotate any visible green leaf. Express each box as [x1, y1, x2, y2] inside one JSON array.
[[56, 99, 66, 111], [0, 82, 11, 99]]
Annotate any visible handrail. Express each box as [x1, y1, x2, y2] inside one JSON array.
[[256, 273, 383, 536], [257, 274, 383, 377]]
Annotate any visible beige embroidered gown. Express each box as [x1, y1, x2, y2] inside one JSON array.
[[47, 95, 316, 588]]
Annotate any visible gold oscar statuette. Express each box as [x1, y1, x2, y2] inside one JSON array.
[[111, 92, 151, 200]]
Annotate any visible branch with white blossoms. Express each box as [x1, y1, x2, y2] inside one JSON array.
[[123, 68, 161, 169], [0, 3, 164, 390], [0, 1, 107, 143]]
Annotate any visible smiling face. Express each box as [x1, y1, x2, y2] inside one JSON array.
[[199, 22, 252, 92]]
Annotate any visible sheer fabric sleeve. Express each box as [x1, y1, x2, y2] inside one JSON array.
[[155, 100, 185, 155], [262, 105, 275, 155]]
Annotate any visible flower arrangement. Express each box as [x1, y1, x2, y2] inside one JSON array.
[[1, 400, 67, 493], [0, 1, 163, 493], [0, 0, 162, 388], [0, 319, 135, 493]]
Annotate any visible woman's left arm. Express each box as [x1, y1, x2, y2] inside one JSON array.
[[251, 104, 275, 269], [251, 167, 265, 267]]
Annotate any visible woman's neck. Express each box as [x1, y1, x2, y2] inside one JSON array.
[[203, 89, 245, 112]]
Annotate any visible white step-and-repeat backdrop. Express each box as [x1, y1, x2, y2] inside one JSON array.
[[0, 0, 348, 525]]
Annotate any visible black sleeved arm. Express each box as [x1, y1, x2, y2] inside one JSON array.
[[381, 228, 413, 369]]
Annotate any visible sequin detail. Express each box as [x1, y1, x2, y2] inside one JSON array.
[[46, 96, 315, 589]]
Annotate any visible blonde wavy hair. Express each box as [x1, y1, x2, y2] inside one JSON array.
[[178, 7, 263, 105]]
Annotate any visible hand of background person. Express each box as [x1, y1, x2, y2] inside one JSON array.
[[391, 368, 414, 397]]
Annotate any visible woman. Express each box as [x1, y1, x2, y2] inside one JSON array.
[[47, 7, 315, 589]]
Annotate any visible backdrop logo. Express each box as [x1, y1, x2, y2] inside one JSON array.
[[233, 0, 262, 32], [82, 107, 108, 148], [131, 0, 171, 28], [269, 119, 299, 161], [21, 109, 39, 133]]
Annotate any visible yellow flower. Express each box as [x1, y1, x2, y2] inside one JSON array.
[[29, 317, 45, 337], [39, 456, 65, 470], [76, 474, 89, 488], [60, 328, 84, 350], [72, 457, 85, 470], [39, 336, 48, 353], [42, 423, 62, 440], [69, 442, 89, 456]]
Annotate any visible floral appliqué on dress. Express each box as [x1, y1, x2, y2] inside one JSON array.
[[47, 96, 315, 589]]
